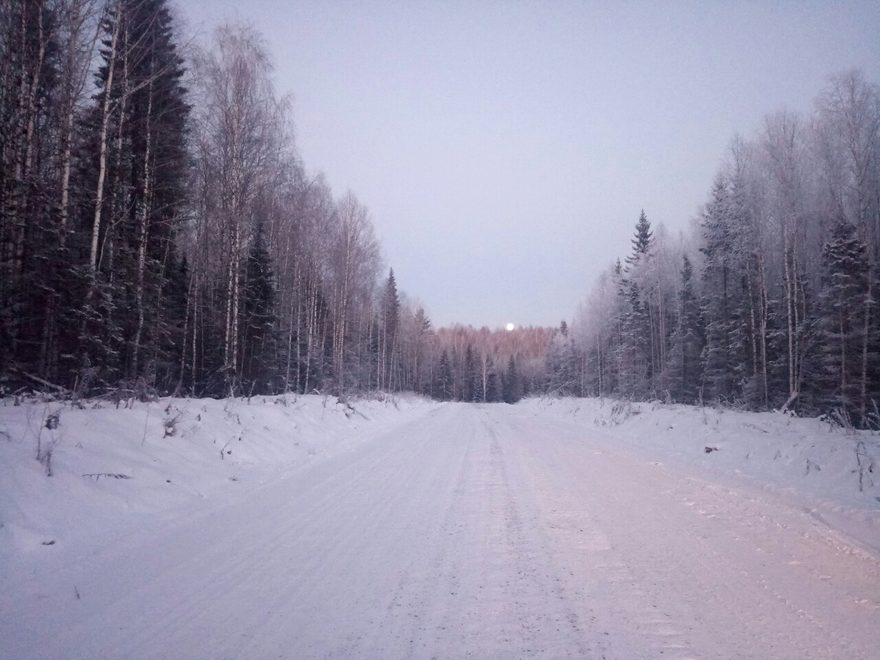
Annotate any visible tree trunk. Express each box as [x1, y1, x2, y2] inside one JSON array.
[[783, 239, 798, 400], [89, 6, 121, 275], [131, 72, 154, 378], [758, 253, 769, 409], [859, 271, 872, 424]]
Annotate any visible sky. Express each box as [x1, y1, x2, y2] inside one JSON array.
[[176, 0, 880, 329]]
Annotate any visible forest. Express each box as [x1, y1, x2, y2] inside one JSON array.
[[0, 0, 547, 403], [555, 70, 880, 428], [1, 1, 878, 426]]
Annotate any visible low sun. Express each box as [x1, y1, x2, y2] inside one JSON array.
[[505, 322, 516, 332]]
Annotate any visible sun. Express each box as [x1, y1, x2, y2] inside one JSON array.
[[505, 322, 516, 332]]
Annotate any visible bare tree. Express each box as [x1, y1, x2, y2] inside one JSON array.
[[327, 192, 380, 395], [190, 23, 285, 391]]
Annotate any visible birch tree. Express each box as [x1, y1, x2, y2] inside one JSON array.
[[190, 24, 283, 393]]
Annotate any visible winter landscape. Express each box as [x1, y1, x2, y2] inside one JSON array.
[[1, 395, 879, 657], [2, 1, 880, 658]]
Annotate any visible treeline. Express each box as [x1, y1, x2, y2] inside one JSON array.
[[0, 0, 557, 402], [550, 70, 880, 428], [0, 1, 381, 398], [422, 325, 553, 403]]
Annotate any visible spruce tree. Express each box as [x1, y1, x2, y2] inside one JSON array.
[[700, 176, 746, 402], [0, 0, 64, 381], [162, 254, 189, 393], [379, 268, 400, 390], [617, 280, 651, 397], [665, 255, 704, 402], [546, 321, 579, 396], [436, 350, 453, 401], [503, 355, 523, 404], [242, 219, 278, 394], [817, 220, 871, 423], [485, 370, 500, 403], [462, 344, 477, 402], [626, 210, 653, 268], [76, 0, 189, 391], [618, 211, 656, 396]]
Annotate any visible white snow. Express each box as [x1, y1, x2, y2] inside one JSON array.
[[1, 395, 878, 658], [523, 397, 880, 551], [0, 393, 433, 571]]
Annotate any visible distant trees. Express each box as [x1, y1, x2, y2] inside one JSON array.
[[554, 69, 880, 427], [408, 324, 555, 403]]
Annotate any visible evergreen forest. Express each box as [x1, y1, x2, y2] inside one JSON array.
[[1, 1, 879, 427]]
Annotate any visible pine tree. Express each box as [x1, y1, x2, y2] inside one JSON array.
[[817, 220, 871, 423], [616, 280, 651, 397], [602, 258, 626, 395], [502, 355, 523, 404], [626, 209, 653, 268], [75, 0, 189, 391], [485, 371, 500, 403], [665, 255, 704, 402], [379, 268, 399, 391], [700, 176, 746, 402], [411, 306, 431, 394], [435, 349, 453, 401], [546, 321, 579, 396], [128, 0, 189, 383], [242, 218, 278, 394], [162, 253, 189, 393], [0, 0, 64, 381], [619, 211, 656, 396], [462, 344, 477, 402]]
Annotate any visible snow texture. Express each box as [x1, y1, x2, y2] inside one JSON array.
[[1, 395, 878, 658]]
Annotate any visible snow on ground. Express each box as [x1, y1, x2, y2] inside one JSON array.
[[522, 397, 880, 551], [1, 395, 879, 658], [0, 393, 436, 574]]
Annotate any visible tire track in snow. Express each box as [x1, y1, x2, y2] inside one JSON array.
[[8, 403, 879, 659], [418, 409, 597, 657], [341, 405, 604, 658], [44, 406, 456, 658], [489, 407, 698, 659], [501, 408, 880, 659]]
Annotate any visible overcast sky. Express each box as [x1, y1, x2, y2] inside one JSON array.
[[177, 0, 880, 329]]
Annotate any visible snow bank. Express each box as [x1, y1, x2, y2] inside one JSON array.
[[0, 393, 435, 572], [3, 393, 877, 574], [521, 396, 880, 549]]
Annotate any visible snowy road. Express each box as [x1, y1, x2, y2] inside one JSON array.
[[3, 403, 880, 659]]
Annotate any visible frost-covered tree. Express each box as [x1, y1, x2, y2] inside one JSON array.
[[435, 349, 453, 401], [545, 321, 581, 396], [462, 344, 477, 402], [502, 355, 522, 404], [699, 176, 740, 401], [817, 220, 876, 424], [378, 268, 399, 391], [571, 70, 878, 426], [665, 255, 703, 403]]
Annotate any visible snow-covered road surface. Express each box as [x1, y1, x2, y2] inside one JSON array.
[[3, 403, 879, 659]]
